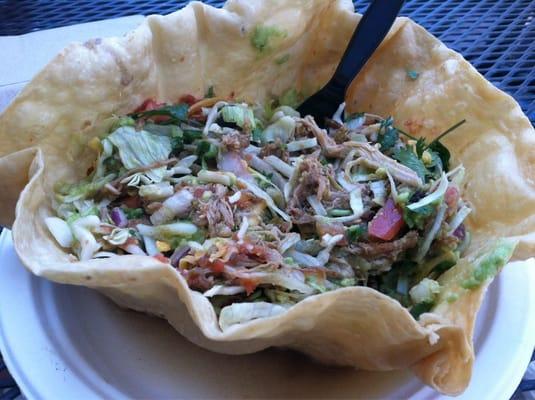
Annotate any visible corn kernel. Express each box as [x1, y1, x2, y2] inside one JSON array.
[[422, 150, 433, 165], [87, 137, 102, 152], [375, 167, 387, 177], [156, 240, 171, 253]]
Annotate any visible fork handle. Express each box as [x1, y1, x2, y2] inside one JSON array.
[[331, 0, 405, 95]]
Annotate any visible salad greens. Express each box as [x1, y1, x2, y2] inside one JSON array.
[[46, 94, 506, 330]]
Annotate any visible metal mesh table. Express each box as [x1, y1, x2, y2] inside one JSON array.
[[0, 0, 534, 123], [0, 1, 534, 399]]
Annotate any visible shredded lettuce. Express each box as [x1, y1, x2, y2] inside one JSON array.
[[220, 105, 256, 130], [108, 126, 172, 182]]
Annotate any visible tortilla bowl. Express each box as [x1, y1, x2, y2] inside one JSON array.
[[0, 0, 533, 395]]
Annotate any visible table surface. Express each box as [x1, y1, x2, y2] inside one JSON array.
[[0, 1, 534, 399]]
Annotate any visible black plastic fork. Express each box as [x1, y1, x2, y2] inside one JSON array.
[[297, 0, 405, 125]]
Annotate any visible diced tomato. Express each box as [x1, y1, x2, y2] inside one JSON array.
[[193, 187, 205, 198], [445, 186, 459, 212], [153, 253, 169, 263], [135, 98, 165, 113], [179, 94, 199, 105], [368, 198, 405, 241], [239, 277, 259, 295], [134, 98, 170, 123], [209, 260, 225, 274]]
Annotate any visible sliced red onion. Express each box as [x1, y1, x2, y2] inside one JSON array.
[[110, 207, 128, 228], [170, 246, 191, 268], [218, 151, 253, 181], [453, 224, 466, 240]]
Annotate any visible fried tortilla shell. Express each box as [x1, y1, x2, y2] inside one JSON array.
[[0, 0, 533, 395]]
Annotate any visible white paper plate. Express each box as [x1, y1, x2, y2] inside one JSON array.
[[0, 230, 534, 399]]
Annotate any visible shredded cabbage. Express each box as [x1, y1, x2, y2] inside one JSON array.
[[370, 180, 386, 206], [203, 285, 246, 297], [203, 101, 227, 135], [219, 302, 288, 331], [307, 195, 327, 216], [287, 137, 317, 152], [332, 102, 345, 124], [70, 215, 101, 261], [236, 216, 249, 243], [137, 221, 198, 239], [45, 217, 73, 248], [262, 116, 295, 144], [264, 155, 294, 178], [416, 202, 448, 262], [447, 205, 472, 235], [349, 188, 364, 218], [150, 189, 194, 225], [407, 173, 448, 211], [197, 170, 236, 186], [238, 178, 291, 222], [142, 235, 159, 256], [139, 182, 174, 200]]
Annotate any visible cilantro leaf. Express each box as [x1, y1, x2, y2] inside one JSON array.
[[377, 117, 399, 152], [347, 224, 367, 242], [170, 128, 184, 153], [131, 103, 189, 123], [196, 140, 218, 160], [428, 140, 450, 171], [403, 203, 436, 229], [123, 207, 144, 219], [205, 86, 215, 98], [183, 129, 203, 143], [415, 138, 427, 158], [410, 301, 434, 319], [393, 147, 429, 181]]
